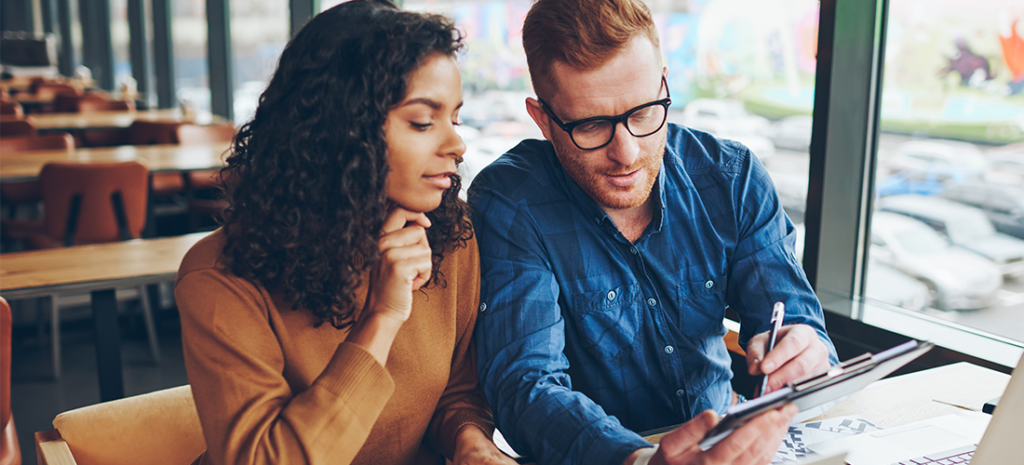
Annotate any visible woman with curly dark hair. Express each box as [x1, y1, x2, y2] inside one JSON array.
[[174, 1, 516, 464]]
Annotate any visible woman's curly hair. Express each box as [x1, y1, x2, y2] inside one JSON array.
[[219, 0, 471, 329]]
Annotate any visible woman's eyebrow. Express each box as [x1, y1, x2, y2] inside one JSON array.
[[401, 97, 442, 110], [400, 98, 464, 112]]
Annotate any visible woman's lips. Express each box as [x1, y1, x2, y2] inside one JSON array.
[[424, 173, 453, 190], [605, 169, 641, 188]]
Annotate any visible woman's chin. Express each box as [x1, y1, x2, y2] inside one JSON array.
[[389, 196, 444, 214]]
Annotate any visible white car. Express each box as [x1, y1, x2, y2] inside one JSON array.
[[878, 194, 1024, 278], [884, 140, 989, 179], [770, 115, 813, 152], [984, 143, 1024, 185], [676, 98, 773, 137], [681, 119, 776, 162], [864, 256, 932, 311], [869, 212, 1002, 311], [672, 99, 775, 162]]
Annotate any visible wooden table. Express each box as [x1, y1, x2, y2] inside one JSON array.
[[2, 109, 220, 131], [0, 232, 211, 401], [809, 362, 1010, 427], [0, 142, 231, 182], [638, 362, 1010, 449]]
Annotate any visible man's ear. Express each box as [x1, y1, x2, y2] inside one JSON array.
[[525, 97, 554, 142]]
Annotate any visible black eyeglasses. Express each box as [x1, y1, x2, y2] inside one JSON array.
[[539, 76, 671, 151]]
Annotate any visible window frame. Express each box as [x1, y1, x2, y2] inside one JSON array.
[[806, 0, 1024, 369]]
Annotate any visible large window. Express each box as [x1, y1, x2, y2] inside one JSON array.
[[230, 0, 288, 124], [172, 0, 210, 116], [109, 0, 132, 95], [403, 0, 818, 211], [863, 0, 1024, 353]]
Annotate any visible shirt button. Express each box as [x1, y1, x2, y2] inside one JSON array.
[[664, 345, 674, 354], [630, 246, 638, 254], [479, 302, 487, 312], [607, 290, 616, 300], [647, 298, 657, 306], [705, 280, 714, 289], [676, 389, 685, 397]]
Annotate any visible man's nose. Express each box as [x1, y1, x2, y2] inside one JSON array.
[[605, 122, 640, 166]]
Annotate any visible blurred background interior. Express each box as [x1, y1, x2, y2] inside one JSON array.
[[1, 0, 1023, 463]]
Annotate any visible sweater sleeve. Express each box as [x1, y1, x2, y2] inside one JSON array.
[[176, 268, 396, 465], [425, 237, 496, 459]]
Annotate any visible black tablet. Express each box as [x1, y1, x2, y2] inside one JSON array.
[[699, 339, 934, 449]]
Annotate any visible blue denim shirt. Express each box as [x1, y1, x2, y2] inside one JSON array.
[[468, 124, 838, 465]]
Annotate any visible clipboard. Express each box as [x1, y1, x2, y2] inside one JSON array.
[[699, 339, 934, 449]]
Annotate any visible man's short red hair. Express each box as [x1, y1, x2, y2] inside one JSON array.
[[522, 0, 660, 100]]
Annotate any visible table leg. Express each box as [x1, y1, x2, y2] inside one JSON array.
[[92, 289, 124, 401]]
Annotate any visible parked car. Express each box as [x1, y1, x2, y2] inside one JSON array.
[[869, 212, 1002, 311], [884, 140, 989, 179], [878, 194, 1024, 278], [940, 182, 1024, 239], [675, 98, 773, 137], [875, 168, 965, 197], [681, 119, 776, 162], [769, 172, 808, 223], [984, 143, 1024, 185], [864, 256, 932, 311], [770, 115, 813, 152]]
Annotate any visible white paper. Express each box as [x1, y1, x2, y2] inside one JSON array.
[[771, 415, 882, 464]]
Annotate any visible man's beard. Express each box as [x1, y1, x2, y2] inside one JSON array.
[[553, 131, 666, 210]]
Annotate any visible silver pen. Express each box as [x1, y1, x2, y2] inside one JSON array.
[[759, 302, 785, 397]]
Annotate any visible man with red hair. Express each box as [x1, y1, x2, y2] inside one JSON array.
[[468, 0, 837, 464]]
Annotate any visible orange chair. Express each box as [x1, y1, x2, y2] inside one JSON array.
[[54, 93, 134, 114], [35, 385, 204, 465], [0, 119, 35, 137], [31, 162, 160, 376], [175, 123, 235, 230], [0, 132, 74, 153], [0, 133, 74, 225], [125, 120, 182, 145], [175, 123, 234, 190], [1, 297, 23, 465], [0, 101, 23, 118], [125, 121, 186, 197], [30, 83, 81, 102]]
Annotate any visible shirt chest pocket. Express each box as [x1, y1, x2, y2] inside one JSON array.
[[569, 284, 643, 361], [676, 275, 728, 339]]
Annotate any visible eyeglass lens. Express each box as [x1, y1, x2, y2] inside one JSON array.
[[571, 103, 667, 150]]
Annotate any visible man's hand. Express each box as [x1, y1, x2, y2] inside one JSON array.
[[746, 324, 831, 394], [626, 404, 798, 465], [452, 425, 519, 465]]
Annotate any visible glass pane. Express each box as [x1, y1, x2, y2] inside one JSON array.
[[404, 0, 817, 220], [172, 0, 211, 117], [866, 0, 1024, 344], [110, 0, 132, 96], [659, 0, 820, 259], [230, 0, 288, 124]]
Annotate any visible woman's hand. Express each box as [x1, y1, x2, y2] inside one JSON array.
[[364, 207, 434, 323], [347, 207, 433, 366], [452, 426, 519, 465]]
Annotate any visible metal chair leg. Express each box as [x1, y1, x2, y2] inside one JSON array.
[[137, 285, 160, 363], [49, 294, 61, 379]]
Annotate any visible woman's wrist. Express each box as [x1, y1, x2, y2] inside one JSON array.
[[346, 312, 405, 366]]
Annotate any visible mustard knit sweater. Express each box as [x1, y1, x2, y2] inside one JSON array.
[[175, 229, 493, 465]]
